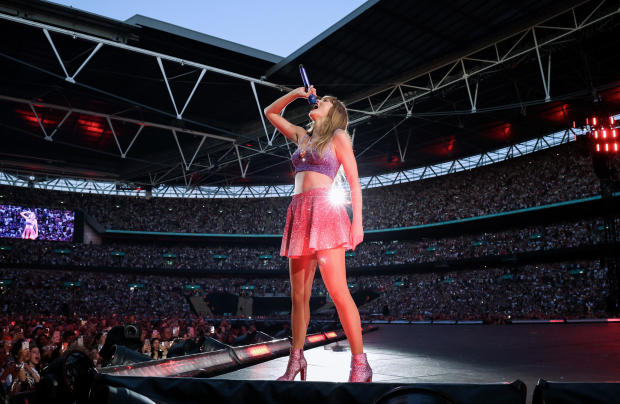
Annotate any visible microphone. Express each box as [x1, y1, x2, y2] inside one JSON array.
[[299, 64, 317, 105]]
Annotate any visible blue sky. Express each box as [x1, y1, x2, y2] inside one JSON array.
[[48, 0, 368, 57]]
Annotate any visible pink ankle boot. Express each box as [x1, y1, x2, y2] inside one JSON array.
[[277, 348, 307, 381], [349, 352, 372, 382]]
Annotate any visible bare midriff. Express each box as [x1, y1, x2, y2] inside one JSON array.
[[293, 171, 333, 195]]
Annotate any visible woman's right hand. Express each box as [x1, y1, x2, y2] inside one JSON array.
[[294, 85, 317, 99]]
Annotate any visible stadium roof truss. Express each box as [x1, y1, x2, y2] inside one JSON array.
[[2, 118, 607, 198], [0, 12, 294, 184], [0, 0, 619, 192], [345, 0, 620, 126]]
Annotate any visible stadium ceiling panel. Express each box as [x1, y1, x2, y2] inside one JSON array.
[[0, 0, 619, 190]]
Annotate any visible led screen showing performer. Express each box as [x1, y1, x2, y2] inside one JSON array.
[[0, 205, 74, 241], [19, 210, 38, 240]]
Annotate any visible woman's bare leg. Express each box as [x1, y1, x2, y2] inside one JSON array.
[[289, 255, 318, 349], [316, 247, 363, 354]]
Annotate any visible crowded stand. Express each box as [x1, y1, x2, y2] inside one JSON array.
[[0, 261, 610, 325], [362, 143, 601, 229], [0, 218, 607, 271], [0, 142, 604, 234], [357, 261, 608, 324], [0, 141, 615, 397], [0, 259, 609, 391]]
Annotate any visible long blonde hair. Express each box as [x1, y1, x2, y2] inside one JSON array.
[[301, 96, 348, 158]]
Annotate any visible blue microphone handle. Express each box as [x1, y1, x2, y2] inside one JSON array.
[[299, 64, 317, 105]]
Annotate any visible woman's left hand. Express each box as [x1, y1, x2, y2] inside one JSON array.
[[350, 220, 364, 250]]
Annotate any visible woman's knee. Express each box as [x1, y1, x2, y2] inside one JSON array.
[[330, 288, 353, 308], [291, 288, 306, 306]]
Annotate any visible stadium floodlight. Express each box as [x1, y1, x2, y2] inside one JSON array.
[[586, 114, 619, 156]]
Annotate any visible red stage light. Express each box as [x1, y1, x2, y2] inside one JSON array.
[[592, 117, 598, 126], [596, 144, 600, 152], [549, 319, 564, 323], [77, 118, 105, 134], [246, 345, 270, 357], [85, 126, 103, 134], [610, 116, 615, 125], [594, 130, 599, 139], [615, 143, 618, 152], [17, 109, 58, 126], [605, 143, 609, 152], [306, 334, 325, 343], [613, 129, 617, 139]]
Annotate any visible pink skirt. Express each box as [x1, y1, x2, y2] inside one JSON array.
[[280, 187, 352, 258]]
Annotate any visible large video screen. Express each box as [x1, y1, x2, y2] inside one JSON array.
[[0, 205, 74, 241]]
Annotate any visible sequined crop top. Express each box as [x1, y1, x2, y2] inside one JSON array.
[[291, 133, 340, 179]]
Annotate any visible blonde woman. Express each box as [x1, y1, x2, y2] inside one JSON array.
[[20, 211, 38, 240], [264, 85, 371, 382]]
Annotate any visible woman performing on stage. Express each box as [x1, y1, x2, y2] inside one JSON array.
[[19, 210, 38, 240], [264, 85, 371, 382]]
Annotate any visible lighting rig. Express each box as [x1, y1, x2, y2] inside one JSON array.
[[575, 113, 619, 314]]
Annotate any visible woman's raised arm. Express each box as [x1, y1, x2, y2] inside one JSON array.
[[264, 86, 316, 145]]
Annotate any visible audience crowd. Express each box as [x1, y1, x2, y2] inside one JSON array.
[[358, 261, 608, 324], [0, 141, 616, 398], [0, 259, 609, 396], [0, 218, 609, 271], [0, 143, 605, 234]]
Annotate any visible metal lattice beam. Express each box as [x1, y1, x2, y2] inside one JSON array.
[[0, 11, 294, 168], [344, 0, 620, 124], [0, 13, 288, 90], [0, 94, 292, 184], [1, 1, 618, 187], [0, 124, 580, 199]]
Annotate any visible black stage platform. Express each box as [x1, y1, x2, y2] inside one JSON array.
[[212, 323, 620, 403]]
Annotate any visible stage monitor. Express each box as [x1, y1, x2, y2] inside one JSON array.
[[0, 204, 75, 241]]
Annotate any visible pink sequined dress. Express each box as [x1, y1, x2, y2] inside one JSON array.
[[280, 134, 352, 258]]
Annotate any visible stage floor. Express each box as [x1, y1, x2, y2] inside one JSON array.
[[212, 323, 620, 403]]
